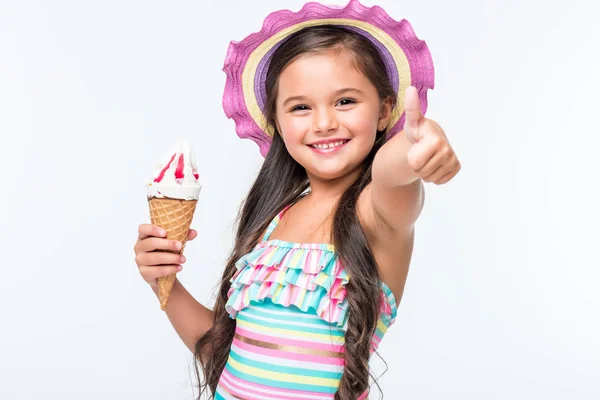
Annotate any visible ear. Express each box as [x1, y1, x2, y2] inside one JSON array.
[[377, 96, 394, 131]]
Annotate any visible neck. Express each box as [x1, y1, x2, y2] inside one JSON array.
[[304, 165, 363, 205]]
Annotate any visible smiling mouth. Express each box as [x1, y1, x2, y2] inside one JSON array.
[[308, 139, 351, 150]]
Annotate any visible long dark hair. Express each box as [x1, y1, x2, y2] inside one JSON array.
[[194, 25, 397, 399]]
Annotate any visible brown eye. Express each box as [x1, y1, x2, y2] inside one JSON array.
[[337, 98, 356, 106], [291, 105, 310, 112]]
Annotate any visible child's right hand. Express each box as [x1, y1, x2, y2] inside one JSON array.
[[133, 224, 197, 288]]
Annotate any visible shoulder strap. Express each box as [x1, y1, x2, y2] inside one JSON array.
[[261, 204, 292, 242], [261, 192, 309, 242]]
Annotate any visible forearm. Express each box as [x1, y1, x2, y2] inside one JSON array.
[[151, 279, 213, 353], [373, 130, 420, 187]]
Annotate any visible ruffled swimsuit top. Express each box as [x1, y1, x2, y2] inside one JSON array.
[[215, 202, 398, 400]]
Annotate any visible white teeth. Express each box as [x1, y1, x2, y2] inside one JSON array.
[[311, 140, 347, 149]]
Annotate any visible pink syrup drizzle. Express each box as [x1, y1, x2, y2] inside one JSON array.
[[175, 153, 185, 180], [154, 153, 176, 183]]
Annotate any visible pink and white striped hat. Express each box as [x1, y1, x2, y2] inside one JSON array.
[[222, 0, 435, 157]]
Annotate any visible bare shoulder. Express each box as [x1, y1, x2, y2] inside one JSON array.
[[357, 183, 417, 306]]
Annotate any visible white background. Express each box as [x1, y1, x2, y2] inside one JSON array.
[[1, 0, 598, 398]]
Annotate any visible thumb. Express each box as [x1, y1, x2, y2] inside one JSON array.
[[187, 229, 198, 241], [403, 86, 423, 142]]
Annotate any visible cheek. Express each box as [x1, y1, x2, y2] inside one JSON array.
[[277, 113, 309, 144], [341, 109, 379, 139]]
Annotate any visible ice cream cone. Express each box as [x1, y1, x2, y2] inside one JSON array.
[[146, 139, 201, 310], [148, 197, 198, 310]]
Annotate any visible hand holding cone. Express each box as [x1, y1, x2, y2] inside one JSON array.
[[148, 197, 197, 310]]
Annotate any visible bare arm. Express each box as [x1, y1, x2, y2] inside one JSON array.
[[371, 130, 424, 232], [135, 224, 214, 355], [151, 279, 214, 354]]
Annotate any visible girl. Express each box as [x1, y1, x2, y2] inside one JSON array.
[[134, 1, 460, 399]]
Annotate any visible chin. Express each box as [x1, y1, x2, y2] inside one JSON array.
[[306, 161, 361, 182], [310, 170, 345, 181]]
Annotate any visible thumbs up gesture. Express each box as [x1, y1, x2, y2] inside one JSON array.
[[403, 86, 461, 185]]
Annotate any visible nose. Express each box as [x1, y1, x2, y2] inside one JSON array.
[[312, 108, 339, 134]]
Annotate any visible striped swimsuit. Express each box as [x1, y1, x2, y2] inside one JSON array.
[[215, 203, 398, 399]]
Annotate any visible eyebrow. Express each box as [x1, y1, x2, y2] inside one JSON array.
[[282, 88, 365, 107]]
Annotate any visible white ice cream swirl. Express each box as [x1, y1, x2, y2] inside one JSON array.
[[146, 139, 201, 200]]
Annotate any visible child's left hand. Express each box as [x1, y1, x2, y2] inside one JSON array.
[[402, 86, 461, 185]]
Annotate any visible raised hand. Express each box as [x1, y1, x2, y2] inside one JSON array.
[[403, 86, 461, 185]]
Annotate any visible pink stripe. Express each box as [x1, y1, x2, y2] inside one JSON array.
[[233, 337, 345, 365], [236, 326, 344, 353], [219, 370, 288, 400], [371, 334, 381, 348], [290, 285, 300, 305], [220, 366, 333, 399]]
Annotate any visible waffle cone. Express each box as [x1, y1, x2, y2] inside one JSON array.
[[148, 197, 198, 311]]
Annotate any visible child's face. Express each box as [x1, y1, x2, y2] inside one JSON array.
[[275, 50, 392, 182]]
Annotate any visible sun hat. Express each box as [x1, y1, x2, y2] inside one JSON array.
[[222, 0, 435, 157]]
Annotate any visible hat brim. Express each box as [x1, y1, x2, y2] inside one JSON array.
[[223, 0, 435, 157]]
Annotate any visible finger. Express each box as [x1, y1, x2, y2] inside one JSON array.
[[434, 170, 455, 185], [139, 265, 182, 281], [424, 164, 450, 183], [138, 224, 167, 240], [434, 161, 460, 184], [403, 86, 423, 140], [416, 146, 452, 177], [407, 137, 438, 172], [426, 154, 457, 182], [137, 251, 186, 267], [137, 237, 183, 253], [421, 164, 443, 182], [187, 229, 198, 241]]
